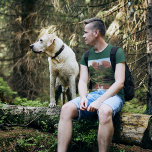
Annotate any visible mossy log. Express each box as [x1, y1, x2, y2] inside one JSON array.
[[0, 105, 152, 148], [0, 105, 60, 131]]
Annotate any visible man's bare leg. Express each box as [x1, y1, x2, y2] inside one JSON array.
[[98, 104, 114, 152], [57, 102, 78, 152]]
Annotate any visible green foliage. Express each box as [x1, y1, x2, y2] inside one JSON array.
[[41, 120, 49, 131], [17, 137, 37, 147], [0, 101, 7, 125], [122, 99, 146, 114], [122, 87, 147, 114], [0, 77, 49, 107], [135, 87, 147, 102], [67, 119, 98, 152], [73, 129, 96, 144], [0, 77, 17, 103], [39, 115, 59, 133], [0, 127, 57, 152], [0, 110, 7, 125], [13, 97, 48, 107], [20, 132, 57, 152]]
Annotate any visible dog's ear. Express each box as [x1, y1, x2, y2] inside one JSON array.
[[52, 38, 55, 43], [47, 37, 55, 47]]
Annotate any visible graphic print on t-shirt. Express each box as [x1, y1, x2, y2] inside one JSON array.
[[88, 58, 115, 90]]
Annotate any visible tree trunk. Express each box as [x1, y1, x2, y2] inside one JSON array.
[[146, 0, 152, 114], [0, 105, 152, 149], [9, 0, 41, 99]]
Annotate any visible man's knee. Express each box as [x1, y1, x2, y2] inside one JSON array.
[[60, 102, 78, 120], [98, 104, 113, 125]]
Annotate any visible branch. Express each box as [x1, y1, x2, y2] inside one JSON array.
[[119, 28, 146, 45]]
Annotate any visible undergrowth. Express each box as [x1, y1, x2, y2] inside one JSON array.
[[0, 76, 147, 114], [0, 77, 17, 103], [122, 99, 146, 114], [0, 77, 48, 107], [0, 127, 57, 152], [13, 97, 48, 107], [0, 77, 148, 151], [122, 87, 147, 114], [0, 125, 127, 152]]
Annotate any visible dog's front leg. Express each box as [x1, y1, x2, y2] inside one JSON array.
[[49, 73, 56, 107], [69, 76, 76, 99]]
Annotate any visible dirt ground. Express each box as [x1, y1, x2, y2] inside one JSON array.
[[0, 127, 152, 152], [111, 143, 152, 152]]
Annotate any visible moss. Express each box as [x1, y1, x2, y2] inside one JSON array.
[[0, 127, 57, 152]]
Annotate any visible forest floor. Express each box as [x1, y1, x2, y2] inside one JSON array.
[[0, 127, 152, 152]]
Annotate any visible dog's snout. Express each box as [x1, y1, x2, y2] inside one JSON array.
[[30, 44, 34, 49]]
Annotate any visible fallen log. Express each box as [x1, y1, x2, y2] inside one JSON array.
[[113, 113, 152, 149], [0, 104, 152, 149]]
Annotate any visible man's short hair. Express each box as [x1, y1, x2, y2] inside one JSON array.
[[84, 17, 106, 37]]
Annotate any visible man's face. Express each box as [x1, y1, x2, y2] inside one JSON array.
[[83, 23, 96, 46]]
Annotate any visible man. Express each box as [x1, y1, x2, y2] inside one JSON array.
[[57, 17, 125, 152]]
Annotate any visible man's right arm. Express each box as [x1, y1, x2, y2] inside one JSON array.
[[78, 65, 89, 110]]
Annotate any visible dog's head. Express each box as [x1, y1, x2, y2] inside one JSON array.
[[30, 34, 56, 53]]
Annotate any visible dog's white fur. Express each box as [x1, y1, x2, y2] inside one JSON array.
[[30, 33, 79, 107]]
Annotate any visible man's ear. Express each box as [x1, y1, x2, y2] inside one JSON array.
[[94, 30, 99, 37]]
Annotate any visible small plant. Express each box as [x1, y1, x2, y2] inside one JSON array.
[[13, 97, 48, 107], [41, 121, 49, 131], [0, 102, 8, 126], [0, 77, 49, 107], [15, 131, 57, 151], [0, 77, 17, 104], [68, 119, 98, 151], [17, 137, 37, 147], [122, 87, 147, 114], [0, 112, 7, 125]]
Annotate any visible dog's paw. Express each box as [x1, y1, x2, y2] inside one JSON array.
[[49, 102, 56, 108]]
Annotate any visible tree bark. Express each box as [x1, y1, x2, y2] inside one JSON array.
[[146, 0, 152, 114], [9, 0, 39, 99], [113, 112, 152, 149], [0, 105, 152, 148]]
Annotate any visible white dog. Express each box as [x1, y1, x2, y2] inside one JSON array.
[[30, 33, 79, 107]]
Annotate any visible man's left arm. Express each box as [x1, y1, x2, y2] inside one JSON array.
[[87, 62, 125, 112]]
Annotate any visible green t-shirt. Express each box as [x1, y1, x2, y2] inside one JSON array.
[[80, 44, 126, 101]]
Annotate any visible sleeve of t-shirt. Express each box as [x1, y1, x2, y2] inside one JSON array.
[[116, 48, 126, 64], [80, 53, 87, 66]]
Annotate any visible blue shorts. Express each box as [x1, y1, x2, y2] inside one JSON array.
[[70, 90, 123, 120]]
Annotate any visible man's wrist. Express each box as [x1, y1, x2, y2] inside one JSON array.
[[95, 98, 102, 104]]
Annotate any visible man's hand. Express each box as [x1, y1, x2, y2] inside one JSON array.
[[87, 100, 100, 112], [80, 97, 88, 110]]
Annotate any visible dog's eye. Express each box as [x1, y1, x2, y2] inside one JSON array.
[[40, 39, 43, 42]]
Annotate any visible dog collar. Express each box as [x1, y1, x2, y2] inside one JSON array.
[[52, 44, 65, 59]]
